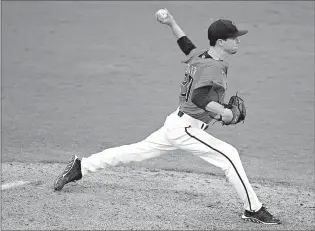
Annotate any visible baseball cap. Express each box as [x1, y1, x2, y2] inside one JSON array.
[[208, 19, 248, 41]]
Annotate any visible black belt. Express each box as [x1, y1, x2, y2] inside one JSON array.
[[178, 111, 185, 117], [177, 111, 208, 130]]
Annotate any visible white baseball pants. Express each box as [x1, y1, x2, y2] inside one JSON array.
[[81, 108, 262, 212]]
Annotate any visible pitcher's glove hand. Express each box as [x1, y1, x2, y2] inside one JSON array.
[[222, 93, 246, 125]]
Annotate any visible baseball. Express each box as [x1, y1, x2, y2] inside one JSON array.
[[157, 9, 168, 19]]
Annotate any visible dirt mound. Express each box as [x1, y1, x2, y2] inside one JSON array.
[[2, 163, 314, 230]]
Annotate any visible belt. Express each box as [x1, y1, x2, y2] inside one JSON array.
[[177, 110, 185, 117], [177, 111, 209, 130]]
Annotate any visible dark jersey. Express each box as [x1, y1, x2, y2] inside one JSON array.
[[179, 49, 229, 124]]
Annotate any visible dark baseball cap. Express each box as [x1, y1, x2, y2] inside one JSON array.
[[208, 19, 248, 41]]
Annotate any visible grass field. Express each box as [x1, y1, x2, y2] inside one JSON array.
[[1, 1, 314, 230]]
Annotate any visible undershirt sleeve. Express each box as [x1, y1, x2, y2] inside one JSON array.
[[177, 36, 196, 56]]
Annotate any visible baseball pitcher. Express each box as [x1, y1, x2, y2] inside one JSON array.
[[54, 9, 281, 225]]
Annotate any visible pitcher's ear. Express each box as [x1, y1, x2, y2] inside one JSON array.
[[216, 39, 224, 47]]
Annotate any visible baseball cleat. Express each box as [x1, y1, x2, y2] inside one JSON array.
[[54, 155, 82, 191], [242, 206, 281, 224]]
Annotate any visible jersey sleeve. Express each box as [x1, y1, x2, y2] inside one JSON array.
[[194, 65, 227, 89]]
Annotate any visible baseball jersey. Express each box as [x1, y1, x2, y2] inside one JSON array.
[[179, 49, 229, 124]]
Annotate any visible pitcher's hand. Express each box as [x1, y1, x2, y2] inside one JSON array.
[[155, 9, 175, 26]]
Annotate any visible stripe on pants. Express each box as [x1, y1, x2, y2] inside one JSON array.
[[185, 127, 252, 211]]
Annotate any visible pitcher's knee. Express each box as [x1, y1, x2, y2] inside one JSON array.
[[219, 145, 240, 171], [226, 144, 240, 158]]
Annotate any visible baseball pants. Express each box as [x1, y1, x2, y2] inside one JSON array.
[[81, 108, 262, 212]]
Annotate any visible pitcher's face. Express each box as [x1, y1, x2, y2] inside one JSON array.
[[222, 37, 240, 54]]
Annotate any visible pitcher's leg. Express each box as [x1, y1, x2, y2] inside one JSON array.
[[54, 126, 176, 191], [170, 126, 262, 212], [199, 145, 262, 212], [81, 126, 176, 175]]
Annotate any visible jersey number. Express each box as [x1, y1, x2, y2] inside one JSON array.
[[181, 64, 196, 102], [181, 73, 194, 102]]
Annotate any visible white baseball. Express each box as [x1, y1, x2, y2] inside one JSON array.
[[157, 9, 168, 19]]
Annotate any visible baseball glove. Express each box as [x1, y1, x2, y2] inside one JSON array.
[[222, 93, 246, 125]]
